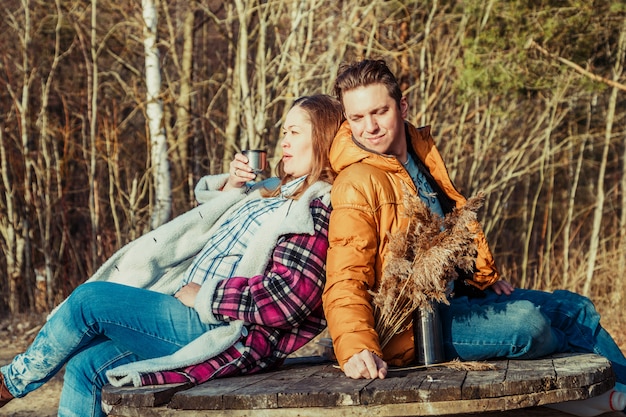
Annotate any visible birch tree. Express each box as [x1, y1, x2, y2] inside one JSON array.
[[33, 0, 74, 310], [222, 2, 240, 172], [143, 0, 171, 228], [2, 0, 34, 314], [233, 0, 257, 151], [81, 0, 100, 272], [0, 128, 26, 315]]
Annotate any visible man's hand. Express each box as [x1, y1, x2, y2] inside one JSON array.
[[174, 283, 201, 307], [343, 349, 388, 379], [491, 279, 515, 296]]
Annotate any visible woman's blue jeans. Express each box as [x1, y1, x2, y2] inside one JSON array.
[[441, 288, 626, 384], [0, 282, 217, 417]]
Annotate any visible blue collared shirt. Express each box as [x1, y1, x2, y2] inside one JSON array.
[[403, 154, 445, 219]]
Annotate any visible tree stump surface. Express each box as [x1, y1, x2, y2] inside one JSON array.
[[102, 352, 617, 417]]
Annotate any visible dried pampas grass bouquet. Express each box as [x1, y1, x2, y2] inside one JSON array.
[[370, 184, 485, 349]]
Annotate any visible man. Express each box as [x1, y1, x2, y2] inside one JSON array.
[[322, 60, 626, 415]]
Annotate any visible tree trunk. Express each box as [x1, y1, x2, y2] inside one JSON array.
[[162, 0, 194, 196], [562, 99, 591, 289], [143, 0, 172, 229], [583, 65, 623, 297], [418, 0, 437, 127], [0, 129, 26, 315], [10, 0, 34, 314], [32, 0, 71, 311], [234, 0, 256, 151], [222, 2, 240, 172], [177, 5, 194, 184], [617, 20, 626, 301], [88, 0, 100, 272], [585, 18, 625, 297]]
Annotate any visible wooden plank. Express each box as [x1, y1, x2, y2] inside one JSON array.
[[362, 369, 447, 406], [105, 356, 334, 411], [276, 364, 372, 408], [417, 367, 467, 402], [551, 352, 615, 389], [461, 361, 507, 400], [103, 353, 617, 417], [107, 394, 625, 417], [222, 364, 343, 410], [167, 371, 278, 410], [106, 410, 626, 417], [102, 383, 192, 408], [461, 407, 626, 417], [503, 358, 557, 401], [360, 366, 466, 405], [170, 363, 330, 410]]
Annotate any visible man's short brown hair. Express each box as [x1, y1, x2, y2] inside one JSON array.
[[333, 59, 403, 109]]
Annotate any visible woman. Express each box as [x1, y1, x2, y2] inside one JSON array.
[[0, 94, 344, 417]]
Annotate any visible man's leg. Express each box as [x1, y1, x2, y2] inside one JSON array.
[[496, 288, 626, 385], [440, 291, 562, 360]]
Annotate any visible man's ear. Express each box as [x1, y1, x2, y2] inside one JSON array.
[[400, 96, 409, 119]]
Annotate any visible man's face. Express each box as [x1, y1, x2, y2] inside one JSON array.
[[341, 83, 408, 158]]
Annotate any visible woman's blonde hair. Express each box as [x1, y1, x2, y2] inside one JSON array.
[[264, 94, 344, 199]]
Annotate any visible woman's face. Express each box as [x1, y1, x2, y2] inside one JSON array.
[[281, 106, 314, 178]]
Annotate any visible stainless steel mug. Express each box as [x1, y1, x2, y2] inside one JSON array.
[[413, 302, 445, 365], [242, 149, 267, 173]]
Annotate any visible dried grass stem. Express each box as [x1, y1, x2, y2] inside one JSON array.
[[371, 186, 485, 349]]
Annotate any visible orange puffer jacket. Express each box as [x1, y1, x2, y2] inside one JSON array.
[[323, 121, 500, 369]]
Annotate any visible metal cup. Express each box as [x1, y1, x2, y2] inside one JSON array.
[[413, 302, 445, 365], [242, 149, 267, 173]]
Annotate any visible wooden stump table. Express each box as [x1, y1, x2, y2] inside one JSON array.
[[102, 352, 619, 417]]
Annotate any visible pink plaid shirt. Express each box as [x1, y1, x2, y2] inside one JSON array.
[[139, 198, 330, 386]]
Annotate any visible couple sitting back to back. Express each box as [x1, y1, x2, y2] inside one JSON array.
[[2, 60, 625, 417]]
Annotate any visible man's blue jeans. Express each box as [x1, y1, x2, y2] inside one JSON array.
[[0, 282, 218, 417], [441, 288, 626, 384]]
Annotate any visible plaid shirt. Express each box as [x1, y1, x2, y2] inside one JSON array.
[[183, 177, 307, 286], [139, 198, 330, 386]]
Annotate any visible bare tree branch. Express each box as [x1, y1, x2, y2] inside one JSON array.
[[526, 39, 626, 93]]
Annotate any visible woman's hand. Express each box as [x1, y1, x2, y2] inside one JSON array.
[[223, 153, 256, 191], [174, 283, 201, 307]]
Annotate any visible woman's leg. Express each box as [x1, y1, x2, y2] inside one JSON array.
[[57, 337, 139, 417], [1, 281, 215, 399], [441, 291, 561, 360]]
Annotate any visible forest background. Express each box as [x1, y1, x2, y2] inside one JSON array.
[[0, 0, 625, 324]]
